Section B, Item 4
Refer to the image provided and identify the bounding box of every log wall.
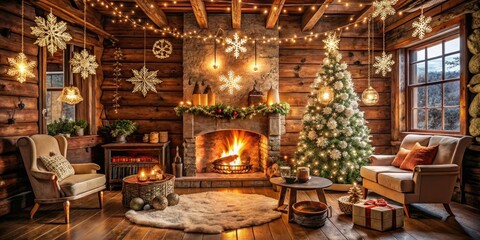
[278,15,392,158]
[386,0,479,208]
[0,0,39,217]
[101,15,185,157]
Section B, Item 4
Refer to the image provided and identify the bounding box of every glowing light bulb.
[18,62,26,74]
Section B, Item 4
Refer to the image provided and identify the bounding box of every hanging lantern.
[317,85,334,105]
[58,86,83,104]
[361,86,379,106]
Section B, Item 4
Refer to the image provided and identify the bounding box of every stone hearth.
[182,113,283,177]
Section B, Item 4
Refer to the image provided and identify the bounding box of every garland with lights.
[174,102,290,120]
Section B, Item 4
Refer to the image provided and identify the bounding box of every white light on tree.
[318,85,335,105]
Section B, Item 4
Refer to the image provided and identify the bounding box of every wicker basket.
[338,196,365,215]
[122,174,175,207]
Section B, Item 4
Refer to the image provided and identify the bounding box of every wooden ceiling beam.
[135,0,168,28]
[352,5,374,23]
[266,0,285,29]
[301,0,334,32]
[231,0,241,29]
[31,0,118,42]
[190,0,208,29]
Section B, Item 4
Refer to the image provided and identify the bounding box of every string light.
[89,0,369,45]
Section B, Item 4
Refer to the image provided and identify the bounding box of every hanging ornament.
[127,66,162,97]
[7,0,36,83]
[412,9,432,40]
[317,85,335,105]
[127,28,162,97]
[152,39,173,59]
[323,32,340,53]
[57,86,83,104]
[112,48,123,113]
[219,70,242,95]
[225,33,247,59]
[70,0,98,80]
[374,11,395,77]
[31,9,72,56]
[362,18,379,106]
[372,0,397,21]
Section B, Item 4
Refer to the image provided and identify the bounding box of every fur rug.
[125,191,282,233]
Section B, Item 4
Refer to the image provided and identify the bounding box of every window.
[45,50,75,124]
[407,34,461,132]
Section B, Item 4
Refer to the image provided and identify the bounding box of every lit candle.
[180,101,184,106]
[138,170,148,182]
[186,101,192,106]
[149,169,158,180]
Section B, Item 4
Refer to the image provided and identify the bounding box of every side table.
[270,176,333,223]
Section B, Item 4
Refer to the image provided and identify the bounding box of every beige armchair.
[361,134,472,217]
[18,135,106,223]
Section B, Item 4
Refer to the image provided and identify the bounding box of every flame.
[220,130,252,166]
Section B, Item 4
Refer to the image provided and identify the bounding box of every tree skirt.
[125,191,282,233]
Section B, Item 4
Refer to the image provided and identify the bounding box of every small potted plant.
[100,120,137,143]
[59,118,75,137]
[74,119,88,136]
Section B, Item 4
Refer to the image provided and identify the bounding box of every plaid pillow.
[39,153,75,181]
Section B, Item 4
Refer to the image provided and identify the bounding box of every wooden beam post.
[135,0,168,28]
[31,0,118,42]
[301,0,334,32]
[231,0,241,29]
[266,0,285,29]
[190,0,208,29]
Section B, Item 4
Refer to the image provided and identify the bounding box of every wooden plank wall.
[0,0,39,216]
[278,15,392,158]
[101,15,184,156]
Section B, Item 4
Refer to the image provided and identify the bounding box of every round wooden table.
[122,174,175,208]
[270,176,333,223]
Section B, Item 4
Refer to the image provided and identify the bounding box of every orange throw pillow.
[400,143,439,171]
[391,147,410,167]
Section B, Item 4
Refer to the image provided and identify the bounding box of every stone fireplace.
[183,113,282,177]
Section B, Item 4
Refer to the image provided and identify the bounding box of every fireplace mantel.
[182,113,285,176]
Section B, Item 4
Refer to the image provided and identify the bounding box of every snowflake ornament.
[374,51,395,77]
[372,0,398,21]
[323,32,340,53]
[225,33,247,59]
[31,10,72,56]
[7,52,36,83]
[127,66,162,97]
[70,49,98,79]
[219,70,242,95]
[152,39,173,59]
[412,13,432,40]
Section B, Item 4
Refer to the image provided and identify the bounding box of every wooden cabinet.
[103,142,170,190]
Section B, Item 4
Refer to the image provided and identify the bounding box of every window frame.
[405,30,465,134]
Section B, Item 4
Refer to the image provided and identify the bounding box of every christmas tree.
[294,32,373,184]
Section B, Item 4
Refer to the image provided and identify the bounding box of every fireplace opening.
[195,130,268,174]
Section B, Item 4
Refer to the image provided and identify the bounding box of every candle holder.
[296,167,310,183]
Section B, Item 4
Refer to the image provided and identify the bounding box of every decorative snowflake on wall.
[152,39,173,59]
[372,0,398,21]
[31,10,72,56]
[70,49,99,79]
[412,13,432,40]
[127,66,162,97]
[219,70,242,95]
[373,51,395,77]
[225,33,247,59]
[323,32,340,53]
[7,52,36,83]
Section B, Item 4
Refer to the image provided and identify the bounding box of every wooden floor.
[0,187,479,240]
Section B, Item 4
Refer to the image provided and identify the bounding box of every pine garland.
[174,102,290,120]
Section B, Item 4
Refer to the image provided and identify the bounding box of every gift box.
[353,199,404,231]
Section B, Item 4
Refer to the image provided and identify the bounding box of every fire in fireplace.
[212,130,254,174]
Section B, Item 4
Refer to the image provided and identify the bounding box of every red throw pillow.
[400,143,439,171]
[391,147,410,167]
